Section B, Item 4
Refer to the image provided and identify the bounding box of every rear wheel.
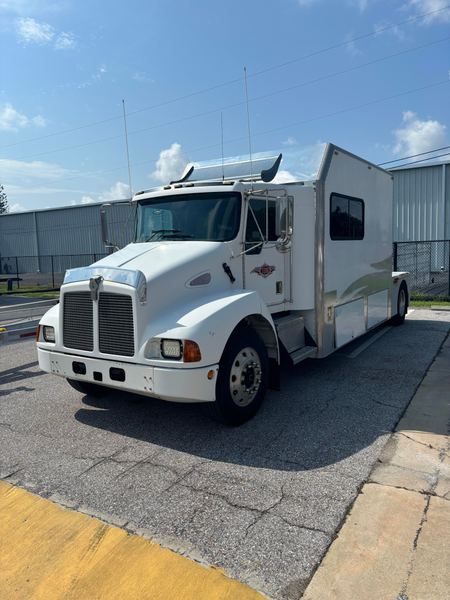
[66,378,108,397]
[207,327,268,426]
[391,282,408,326]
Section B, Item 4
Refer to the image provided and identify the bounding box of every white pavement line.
[347,326,392,359]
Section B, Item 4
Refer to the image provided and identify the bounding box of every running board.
[290,346,317,365]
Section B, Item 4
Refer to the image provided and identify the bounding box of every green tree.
[0,184,8,214]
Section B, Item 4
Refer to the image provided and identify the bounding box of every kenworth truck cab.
[37,144,409,425]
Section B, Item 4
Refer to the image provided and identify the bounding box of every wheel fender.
[138,290,279,367]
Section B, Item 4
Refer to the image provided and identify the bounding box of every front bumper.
[37,347,218,403]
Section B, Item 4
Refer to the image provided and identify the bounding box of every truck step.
[274,313,305,354]
[290,346,317,365]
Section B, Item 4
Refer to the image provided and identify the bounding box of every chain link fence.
[2,242,450,297]
[0,254,108,293]
[394,240,450,298]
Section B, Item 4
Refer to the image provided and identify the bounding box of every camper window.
[330,193,364,241]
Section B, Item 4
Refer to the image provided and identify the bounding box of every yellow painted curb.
[0,480,264,600]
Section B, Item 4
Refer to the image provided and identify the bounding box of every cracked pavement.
[1,309,449,599]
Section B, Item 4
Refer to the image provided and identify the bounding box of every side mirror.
[276,196,293,252]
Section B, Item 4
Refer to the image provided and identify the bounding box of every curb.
[0,320,39,345]
[0,480,265,600]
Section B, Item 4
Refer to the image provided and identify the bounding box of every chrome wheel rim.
[399,288,406,317]
[229,347,262,407]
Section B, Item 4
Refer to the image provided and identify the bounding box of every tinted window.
[136,192,241,242]
[245,198,278,254]
[330,193,364,240]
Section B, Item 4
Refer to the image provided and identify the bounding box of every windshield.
[135,192,241,242]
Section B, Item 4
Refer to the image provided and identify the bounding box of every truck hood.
[92,241,229,283]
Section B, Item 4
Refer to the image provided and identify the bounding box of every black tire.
[391,282,408,326]
[206,327,268,426]
[66,378,108,397]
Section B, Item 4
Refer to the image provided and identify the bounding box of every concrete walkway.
[304,333,450,600]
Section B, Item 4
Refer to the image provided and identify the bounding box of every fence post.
[448,241,450,297]
[393,242,398,271]
[51,255,55,289]
[15,256,19,289]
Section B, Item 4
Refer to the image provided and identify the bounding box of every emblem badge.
[251,263,276,278]
[89,276,103,301]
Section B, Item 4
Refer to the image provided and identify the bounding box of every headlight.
[43,326,55,343]
[145,338,202,362]
[161,339,182,359]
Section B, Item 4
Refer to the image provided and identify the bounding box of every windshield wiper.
[144,229,180,241]
[161,233,193,240]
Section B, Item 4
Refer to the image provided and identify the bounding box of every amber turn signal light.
[35,324,41,342]
[183,340,201,362]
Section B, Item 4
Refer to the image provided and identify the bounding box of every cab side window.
[245,198,278,254]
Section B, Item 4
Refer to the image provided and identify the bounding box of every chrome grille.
[63,292,94,351]
[99,293,134,357]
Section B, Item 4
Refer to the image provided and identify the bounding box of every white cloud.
[373,21,405,40]
[283,136,298,146]
[6,184,83,196]
[99,181,130,201]
[132,71,154,83]
[54,31,76,50]
[16,17,54,44]
[9,202,26,212]
[344,32,363,57]
[393,111,447,155]
[353,0,369,10]
[408,0,450,24]
[15,16,76,49]
[272,141,326,182]
[77,182,130,205]
[77,65,107,89]
[0,158,68,180]
[273,170,297,183]
[152,143,188,183]
[0,103,47,130]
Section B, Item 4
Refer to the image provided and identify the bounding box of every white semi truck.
[37,144,409,425]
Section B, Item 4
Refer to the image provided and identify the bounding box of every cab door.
[243,195,292,308]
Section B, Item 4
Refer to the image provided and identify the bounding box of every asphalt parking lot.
[1,309,449,599]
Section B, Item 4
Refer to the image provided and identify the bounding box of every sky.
[0,0,449,213]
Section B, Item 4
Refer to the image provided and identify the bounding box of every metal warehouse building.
[0,201,134,286]
[392,159,450,242]
[0,158,449,291]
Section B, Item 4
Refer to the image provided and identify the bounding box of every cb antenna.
[243,66,254,190]
[122,99,133,198]
[220,112,225,181]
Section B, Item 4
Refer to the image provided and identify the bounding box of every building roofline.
[0,197,131,218]
[389,159,450,171]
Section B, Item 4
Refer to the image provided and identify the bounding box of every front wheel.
[391,283,408,326]
[207,327,268,426]
[66,378,108,397]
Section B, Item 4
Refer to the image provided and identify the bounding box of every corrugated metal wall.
[392,163,449,242]
[1,164,449,261]
[0,200,135,260]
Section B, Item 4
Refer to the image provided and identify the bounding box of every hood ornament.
[89,276,103,301]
